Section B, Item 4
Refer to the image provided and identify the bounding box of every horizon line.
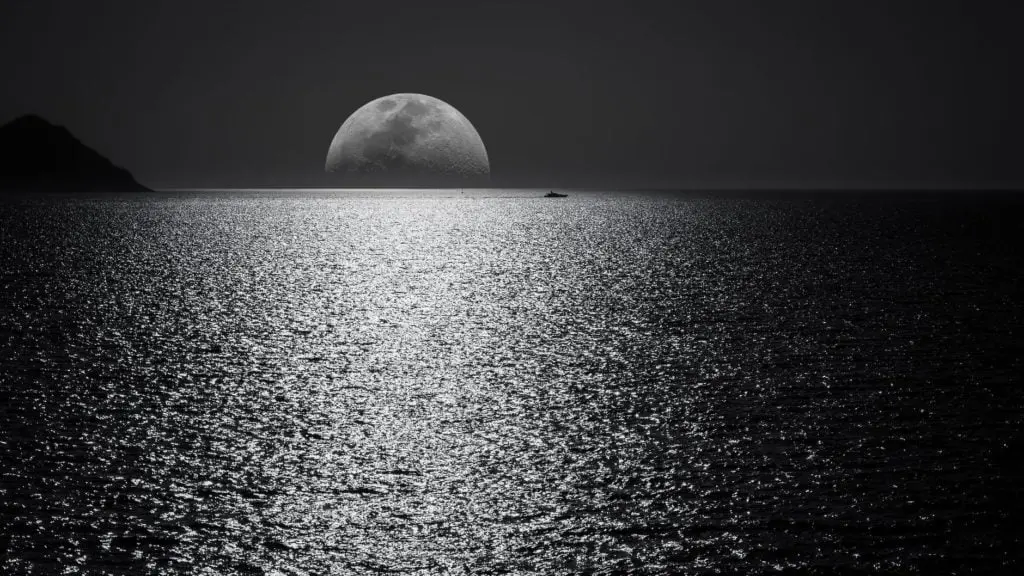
[151,185,1024,193]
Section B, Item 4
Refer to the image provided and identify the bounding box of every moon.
[325,93,490,187]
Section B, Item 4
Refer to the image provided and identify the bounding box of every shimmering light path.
[1,191,1021,573]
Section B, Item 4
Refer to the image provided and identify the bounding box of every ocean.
[1,190,1022,574]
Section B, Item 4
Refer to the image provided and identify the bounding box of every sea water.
[1,190,1021,574]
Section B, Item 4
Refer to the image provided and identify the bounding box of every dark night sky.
[0,0,1020,189]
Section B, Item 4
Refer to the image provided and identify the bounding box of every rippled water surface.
[1,190,1023,574]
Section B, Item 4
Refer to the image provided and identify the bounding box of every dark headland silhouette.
[0,115,150,192]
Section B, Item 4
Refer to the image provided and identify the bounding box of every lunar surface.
[325,93,490,187]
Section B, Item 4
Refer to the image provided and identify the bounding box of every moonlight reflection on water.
[0,190,1021,573]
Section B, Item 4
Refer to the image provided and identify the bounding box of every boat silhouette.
[544,190,567,198]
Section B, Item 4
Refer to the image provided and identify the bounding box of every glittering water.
[1,190,1022,574]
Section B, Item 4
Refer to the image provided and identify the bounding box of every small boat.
[544,190,567,198]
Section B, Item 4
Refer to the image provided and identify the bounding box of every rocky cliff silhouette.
[0,115,150,192]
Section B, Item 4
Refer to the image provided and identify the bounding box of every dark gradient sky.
[0,0,1020,189]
